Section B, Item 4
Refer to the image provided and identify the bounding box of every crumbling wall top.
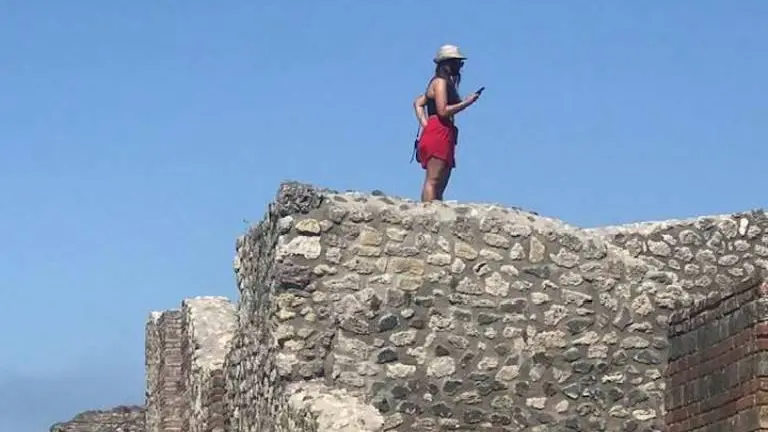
[588,209,768,237]
[49,405,145,432]
[181,296,237,371]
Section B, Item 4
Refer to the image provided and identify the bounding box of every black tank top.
[425,77,460,117]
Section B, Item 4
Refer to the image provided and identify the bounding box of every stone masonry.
[50,405,145,432]
[50,181,768,431]
[180,297,237,432]
[144,297,236,432]
[145,310,183,432]
[666,272,768,432]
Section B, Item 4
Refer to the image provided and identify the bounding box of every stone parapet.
[590,210,768,305]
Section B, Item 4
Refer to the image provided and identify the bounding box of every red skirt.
[417,115,458,169]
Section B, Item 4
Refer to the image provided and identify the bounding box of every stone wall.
[224,183,385,432]
[145,310,183,432]
[142,298,237,432]
[590,210,768,304]
[180,297,237,432]
[48,182,768,432]
[665,272,768,432]
[224,182,682,431]
[50,405,145,432]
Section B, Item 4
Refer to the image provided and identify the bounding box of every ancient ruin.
[50,405,145,432]
[51,181,768,431]
[666,272,768,432]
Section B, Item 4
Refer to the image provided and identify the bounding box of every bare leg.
[436,165,452,200]
[421,158,449,202]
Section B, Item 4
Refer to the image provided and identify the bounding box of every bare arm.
[412,94,428,128]
[434,78,479,119]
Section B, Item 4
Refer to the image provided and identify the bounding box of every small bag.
[410,125,421,163]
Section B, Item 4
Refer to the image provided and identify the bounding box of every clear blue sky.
[1,1,765,430]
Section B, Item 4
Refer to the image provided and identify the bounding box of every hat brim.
[433,55,467,63]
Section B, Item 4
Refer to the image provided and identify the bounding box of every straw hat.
[433,44,467,63]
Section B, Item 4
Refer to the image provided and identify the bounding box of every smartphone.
[476,86,486,95]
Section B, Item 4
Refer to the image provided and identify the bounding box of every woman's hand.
[464,91,480,105]
[413,94,429,127]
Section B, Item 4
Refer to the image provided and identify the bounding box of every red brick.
[665,276,768,431]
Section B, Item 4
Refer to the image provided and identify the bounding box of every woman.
[413,44,481,202]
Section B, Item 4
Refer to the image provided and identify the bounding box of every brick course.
[145,310,184,432]
[666,272,768,432]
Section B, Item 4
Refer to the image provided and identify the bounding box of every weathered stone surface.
[222,182,674,431]
[138,297,238,432]
[181,297,236,432]
[50,182,768,432]
[278,381,384,431]
[145,309,183,432]
[591,210,768,305]
[50,406,145,432]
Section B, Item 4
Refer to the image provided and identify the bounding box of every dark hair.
[434,59,461,89]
